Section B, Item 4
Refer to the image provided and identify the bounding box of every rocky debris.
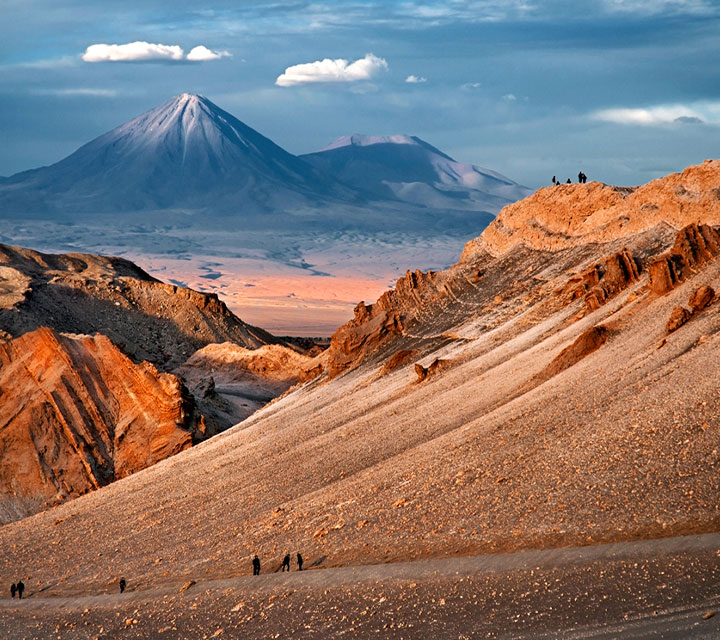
[414,358,454,382]
[0,243,277,370]
[562,248,641,313]
[0,327,205,523]
[666,307,692,333]
[688,284,715,312]
[648,224,720,295]
[380,349,419,375]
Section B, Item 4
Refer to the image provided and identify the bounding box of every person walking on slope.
[252,555,261,575]
[16,580,24,599]
[296,552,303,571]
[281,553,291,572]
[119,578,126,594]
[10,583,16,599]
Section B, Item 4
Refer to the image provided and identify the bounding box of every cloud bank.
[591,104,707,125]
[405,75,427,83]
[276,53,388,87]
[82,41,230,63]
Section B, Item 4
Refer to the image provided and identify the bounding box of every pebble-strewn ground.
[2,534,719,639]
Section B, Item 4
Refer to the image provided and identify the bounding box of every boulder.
[688,285,715,312]
[666,306,692,333]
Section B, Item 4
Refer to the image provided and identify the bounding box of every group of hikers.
[9,580,24,599]
[552,171,588,185]
[8,553,305,600]
[253,551,303,575]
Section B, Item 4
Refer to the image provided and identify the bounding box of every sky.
[1,0,719,189]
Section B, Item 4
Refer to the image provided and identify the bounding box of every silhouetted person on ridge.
[552,176,557,185]
[297,552,303,571]
[119,578,126,594]
[10,583,16,599]
[281,553,291,572]
[252,555,261,575]
[16,580,24,599]
[566,178,571,184]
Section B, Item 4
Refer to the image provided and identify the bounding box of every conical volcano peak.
[0,93,352,215]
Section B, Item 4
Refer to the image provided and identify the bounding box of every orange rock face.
[0,327,204,521]
[647,224,720,295]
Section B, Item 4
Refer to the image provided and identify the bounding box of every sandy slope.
[1,161,719,637]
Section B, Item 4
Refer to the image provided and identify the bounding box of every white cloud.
[406,75,427,83]
[603,0,717,15]
[186,45,231,61]
[461,82,482,90]
[591,104,707,125]
[502,93,517,101]
[82,42,185,62]
[276,53,388,87]
[35,88,118,97]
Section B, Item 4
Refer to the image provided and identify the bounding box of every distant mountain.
[301,134,532,212]
[0,93,355,217]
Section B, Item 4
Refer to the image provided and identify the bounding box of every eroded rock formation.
[562,248,641,313]
[0,327,204,522]
[648,224,720,295]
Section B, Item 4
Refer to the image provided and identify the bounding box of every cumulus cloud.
[186,45,231,61]
[82,42,184,62]
[276,53,388,87]
[406,75,427,83]
[82,42,230,63]
[591,104,706,125]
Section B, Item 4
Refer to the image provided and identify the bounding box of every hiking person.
[119,578,126,594]
[10,583,16,599]
[566,178,571,184]
[281,553,291,572]
[552,175,556,185]
[16,580,24,599]
[296,552,303,571]
[578,171,583,183]
[252,555,261,575]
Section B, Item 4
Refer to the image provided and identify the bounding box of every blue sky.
[1,0,719,188]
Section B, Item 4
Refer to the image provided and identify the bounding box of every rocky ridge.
[0,243,276,369]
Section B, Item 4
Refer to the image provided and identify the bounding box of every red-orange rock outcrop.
[0,327,204,522]
[562,248,641,312]
[647,224,720,295]
[666,306,692,333]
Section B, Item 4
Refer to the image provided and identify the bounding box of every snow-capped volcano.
[0,93,353,216]
[301,134,532,211]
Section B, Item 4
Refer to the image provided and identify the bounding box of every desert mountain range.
[0,93,529,223]
[1,159,719,623]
